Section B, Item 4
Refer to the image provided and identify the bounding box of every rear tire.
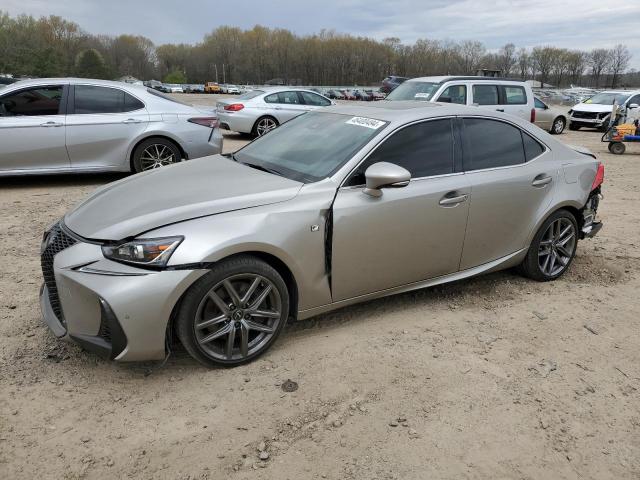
[252,116,279,137]
[176,255,289,367]
[132,138,182,173]
[518,210,578,282]
[608,142,626,155]
[550,116,565,134]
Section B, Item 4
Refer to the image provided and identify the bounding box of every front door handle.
[496,108,504,112]
[532,175,552,187]
[439,193,468,206]
[41,121,63,127]
[122,118,142,124]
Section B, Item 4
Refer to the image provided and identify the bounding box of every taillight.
[188,117,219,128]
[591,163,604,190]
[224,103,244,111]
[530,108,536,123]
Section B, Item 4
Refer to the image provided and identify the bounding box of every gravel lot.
[1,94,639,479]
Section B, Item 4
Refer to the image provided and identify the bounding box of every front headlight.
[101,236,183,267]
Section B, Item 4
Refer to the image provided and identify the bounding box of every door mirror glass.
[363,162,410,197]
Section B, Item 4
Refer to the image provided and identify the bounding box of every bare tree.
[589,48,611,88]
[609,44,631,88]
[531,46,556,86]
[517,48,530,80]
[497,43,517,76]
[565,51,586,86]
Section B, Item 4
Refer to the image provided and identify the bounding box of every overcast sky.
[3,0,639,68]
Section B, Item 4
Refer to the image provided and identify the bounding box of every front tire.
[176,255,289,367]
[518,210,578,282]
[132,138,182,173]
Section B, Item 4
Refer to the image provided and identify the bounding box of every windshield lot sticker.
[414,93,430,98]
[346,117,385,129]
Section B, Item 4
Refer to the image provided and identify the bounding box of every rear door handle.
[41,121,63,127]
[532,175,552,187]
[496,108,504,112]
[439,193,468,206]
[122,118,142,124]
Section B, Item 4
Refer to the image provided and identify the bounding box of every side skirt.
[297,248,527,320]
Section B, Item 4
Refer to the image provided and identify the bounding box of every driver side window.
[0,86,63,116]
[346,119,455,186]
[438,85,466,105]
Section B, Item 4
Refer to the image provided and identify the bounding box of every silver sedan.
[534,97,568,134]
[40,103,603,367]
[0,78,223,176]
[216,87,334,136]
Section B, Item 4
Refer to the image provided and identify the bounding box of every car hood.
[572,103,614,113]
[64,155,303,240]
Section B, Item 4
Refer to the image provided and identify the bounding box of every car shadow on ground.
[0,172,129,190]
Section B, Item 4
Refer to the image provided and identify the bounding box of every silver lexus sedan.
[216,87,334,136]
[40,102,604,367]
[0,78,223,176]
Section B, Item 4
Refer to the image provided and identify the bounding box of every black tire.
[550,116,566,134]
[132,137,182,173]
[608,142,626,155]
[252,116,279,137]
[568,123,581,131]
[518,209,578,282]
[176,255,290,367]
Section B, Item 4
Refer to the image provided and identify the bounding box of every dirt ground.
[1,95,639,480]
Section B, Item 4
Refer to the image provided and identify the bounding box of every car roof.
[323,100,518,123]
[6,77,148,91]
[407,75,527,84]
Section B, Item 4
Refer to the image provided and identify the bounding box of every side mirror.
[629,103,639,109]
[363,162,411,197]
[439,96,452,103]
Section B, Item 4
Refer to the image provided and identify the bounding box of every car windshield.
[386,81,440,101]
[233,112,388,183]
[584,92,631,105]
[237,90,264,100]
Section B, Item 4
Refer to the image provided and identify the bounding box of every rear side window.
[264,93,278,103]
[503,86,527,105]
[0,86,63,116]
[438,85,466,105]
[300,91,331,106]
[534,98,546,109]
[522,131,545,160]
[279,91,301,104]
[347,119,454,185]
[472,85,499,105]
[74,85,144,114]
[463,118,525,170]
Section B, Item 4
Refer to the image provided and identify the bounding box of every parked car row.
[320,88,386,101]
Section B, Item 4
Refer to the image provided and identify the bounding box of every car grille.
[572,111,600,120]
[40,223,77,324]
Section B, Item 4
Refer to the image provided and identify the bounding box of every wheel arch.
[526,202,583,247]
[129,135,188,172]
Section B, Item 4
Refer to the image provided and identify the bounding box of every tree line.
[0,11,636,88]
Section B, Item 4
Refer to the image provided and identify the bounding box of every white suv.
[386,76,536,123]
[569,90,640,130]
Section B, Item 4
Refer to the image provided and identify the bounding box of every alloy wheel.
[256,118,277,136]
[538,218,576,277]
[553,118,565,134]
[139,144,177,170]
[194,274,282,361]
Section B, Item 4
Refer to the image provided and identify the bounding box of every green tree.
[75,48,108,78]
[164,69,186,84]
